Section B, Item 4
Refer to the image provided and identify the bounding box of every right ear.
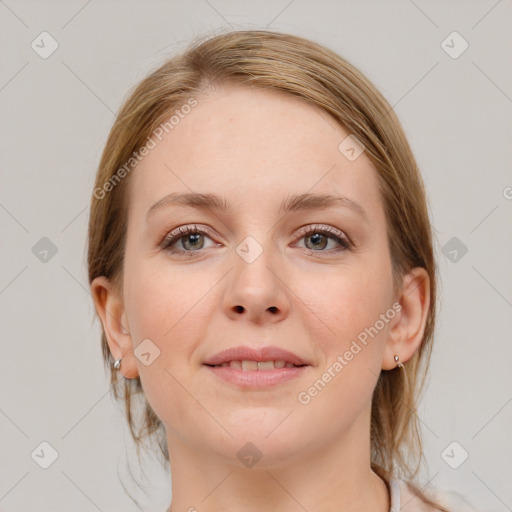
[91,276,139,379]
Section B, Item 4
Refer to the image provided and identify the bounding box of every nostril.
[268,306,278,314]
[234,305,245,313]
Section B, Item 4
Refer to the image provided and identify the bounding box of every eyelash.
[160,224,352,257]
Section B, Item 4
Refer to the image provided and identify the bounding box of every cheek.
[122,259,216,434]
[295,268,392,423]
[123,254,225,388]
[294,251,394,409]
[302,257,394,341]
[124,258,212,346]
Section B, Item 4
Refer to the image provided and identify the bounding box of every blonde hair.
[88,29,446,510]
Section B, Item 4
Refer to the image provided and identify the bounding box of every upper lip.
[203,345,309,366]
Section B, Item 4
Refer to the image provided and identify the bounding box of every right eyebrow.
[147,192,230,219]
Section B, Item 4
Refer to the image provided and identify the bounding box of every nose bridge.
[222,230,290,322]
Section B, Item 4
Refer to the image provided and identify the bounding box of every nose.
[221,242,291,324]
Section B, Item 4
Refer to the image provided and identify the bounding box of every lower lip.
[204,365,308,388]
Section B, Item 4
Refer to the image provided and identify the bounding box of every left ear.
[382,267,430,370]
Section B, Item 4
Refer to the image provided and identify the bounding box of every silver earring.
[394,354,404,369]
[113,358,122,370]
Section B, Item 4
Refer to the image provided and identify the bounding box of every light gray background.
[1,1,511,511]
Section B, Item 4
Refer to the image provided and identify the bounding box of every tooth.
[224,360,293,371]
[241,360,258,371]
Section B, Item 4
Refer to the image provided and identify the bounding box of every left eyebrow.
[146,191,369,223]
[280,193,369,223]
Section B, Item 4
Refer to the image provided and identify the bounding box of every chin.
[223,436,308,470]
[213,413,314,467]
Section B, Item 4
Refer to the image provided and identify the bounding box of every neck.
[165,411,390,512]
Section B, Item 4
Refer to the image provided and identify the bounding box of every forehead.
[128,86,383,222]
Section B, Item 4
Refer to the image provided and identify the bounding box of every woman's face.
[117,86,403,466]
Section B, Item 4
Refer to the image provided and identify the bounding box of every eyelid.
[294,223,349,241]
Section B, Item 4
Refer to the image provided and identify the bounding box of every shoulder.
[394,478,479,512]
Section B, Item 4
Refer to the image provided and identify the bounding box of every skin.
[92,86,430,512]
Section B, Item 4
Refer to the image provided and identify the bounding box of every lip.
[202,345,310,389]
[205,365,308,388]
[202,345,308,366]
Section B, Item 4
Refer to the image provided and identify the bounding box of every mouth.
[203,345,309,367]
[206,359,305,370]
[202,345,310,388]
